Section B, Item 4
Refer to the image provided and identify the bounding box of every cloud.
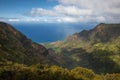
[30,5,98,23]
[8,19,20,22]
[29,8,58,17]
[29,4,105,23]
[0,17,20,22]
[59,0,120,11]
[1,0,119,23]
[28,0,120,23]
[0,17,42,23]
[59,0,120,23]
[54,5,92,16]
[29,5,93,17]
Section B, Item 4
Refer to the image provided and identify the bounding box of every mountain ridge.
[0,22,120,73]
[66,23,120,43]
[0,22,62,65]
[45,23,120,73]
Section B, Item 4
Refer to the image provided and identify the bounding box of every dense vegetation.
[0,22,120,79]
[44,23,120,73]
[0,61,120,80]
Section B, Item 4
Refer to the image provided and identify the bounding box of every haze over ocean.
[10,22,96,43]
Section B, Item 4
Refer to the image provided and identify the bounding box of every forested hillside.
[45,23,120,73]
[0,22,120,80]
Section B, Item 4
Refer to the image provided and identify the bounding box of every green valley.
[0,22,120,80]
[44,23,120,73]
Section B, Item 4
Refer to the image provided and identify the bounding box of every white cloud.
[2,0,119,23]
[0,17,21,22]
[29,0,120,23]
[56,17,77,23]
[28,5,98,23]
[29,5,93,17]
[59,0,120,23]
[54,5,92,16]
[59,0,120,11]
[30,8,58,17]
[96,16,106,22]
[0,17,46,23]
[8,19,20,22]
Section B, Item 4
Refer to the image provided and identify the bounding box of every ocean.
[10,22,97,43]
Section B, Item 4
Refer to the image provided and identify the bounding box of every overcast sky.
[0,0,120,23]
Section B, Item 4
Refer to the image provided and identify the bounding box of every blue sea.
[10,22,97,43]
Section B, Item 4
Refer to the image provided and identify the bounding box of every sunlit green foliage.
[104,73,120,80]
[0,61,120,80]
[71,67,95,80]
[44,35,120,73]
[0,61,103,80]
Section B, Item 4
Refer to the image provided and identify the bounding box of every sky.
[0,0,120,23]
